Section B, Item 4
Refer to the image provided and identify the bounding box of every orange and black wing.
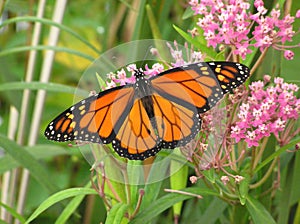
[150,61,250,113]
[151,94,201,149]
[44,86,135,144]
[111,98,161,160]
[110,94,202,160]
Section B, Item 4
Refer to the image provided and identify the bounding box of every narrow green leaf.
[291,153,300,205]
[278,160,294,224]
[127,160,144,207]
[202,168,215,183]
[130,187,218,224]
[95,72,107,90]
[294,199,300,224]
[140,156,170,211]
[146,4,162,39]
[0,45,95,61]
[0,16,100,54]
[0,134,58,193]
[0,82,89,97]
[55,181,92,224]
[254,137,300,173]
[105,203,129,224]
[0,201,26,224]
[182,7,194,20]
[173,25,217,59]
[25,188,97,224]
[198,198,227,223]
[239,174,250,205]
[0,145,74,175]
[246,195,276,224]
[131,0,146,40]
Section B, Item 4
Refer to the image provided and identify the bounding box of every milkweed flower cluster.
[104,64,158,89]
[189,0,300,59]
[231,76,299,147]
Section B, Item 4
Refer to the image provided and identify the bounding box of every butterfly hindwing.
[111,94,201,160]
[151,94,201,148]
[112,98,161,160]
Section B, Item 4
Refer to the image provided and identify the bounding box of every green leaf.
[246,195,276,224]
[127,160,144,207]
[0,134,58,193]
[202,169,215,183]
[182,7,195,20]
[105,203,129,224]
[95,72,107,90]
[25,188,97,224]
[146,4,162,39]
[0,201,26,224]
[173,25,217,59]
[129,187,218,224]
[254,137,300,173]
[239,174,250,205]
[55,181,92,224]
[0,145,74,175]
[0,45,95,61]
[198,198,227,223]
[140,156,170,211]
[278,159,294,224]
[0,16,100,54]
[0,82,89,97]
[131,0,147,40]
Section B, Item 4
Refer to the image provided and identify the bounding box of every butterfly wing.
[150,61,250,113]
[151,94,201,149]
[110,94,201,160]
[111,98,161,160]
[44,86,135,144]
[45,61,249,160]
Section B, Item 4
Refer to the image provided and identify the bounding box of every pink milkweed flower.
[231,77,299,148]
[284,50,294,60]
[189,0,299,60]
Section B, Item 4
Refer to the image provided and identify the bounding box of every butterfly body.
[45,61,250,160]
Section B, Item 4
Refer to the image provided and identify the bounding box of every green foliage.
[0,0,299,223]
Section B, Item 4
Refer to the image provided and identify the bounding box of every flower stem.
[250,48,268,74]
[249,157,277,189]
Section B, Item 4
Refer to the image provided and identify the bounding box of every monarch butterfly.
[45,61,250,160]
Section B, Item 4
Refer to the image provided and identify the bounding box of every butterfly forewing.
[151,62,249,113]
[207,62,249,93]
[45,86,135,144]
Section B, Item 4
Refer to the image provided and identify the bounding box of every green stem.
[249,158,277,189]
[252,137,269,170]
[250,48,268,74]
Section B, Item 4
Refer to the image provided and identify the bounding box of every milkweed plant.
[1,1,299,224]
[90,1,300,223]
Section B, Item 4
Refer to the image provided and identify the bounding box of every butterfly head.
[134,69,145,79]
